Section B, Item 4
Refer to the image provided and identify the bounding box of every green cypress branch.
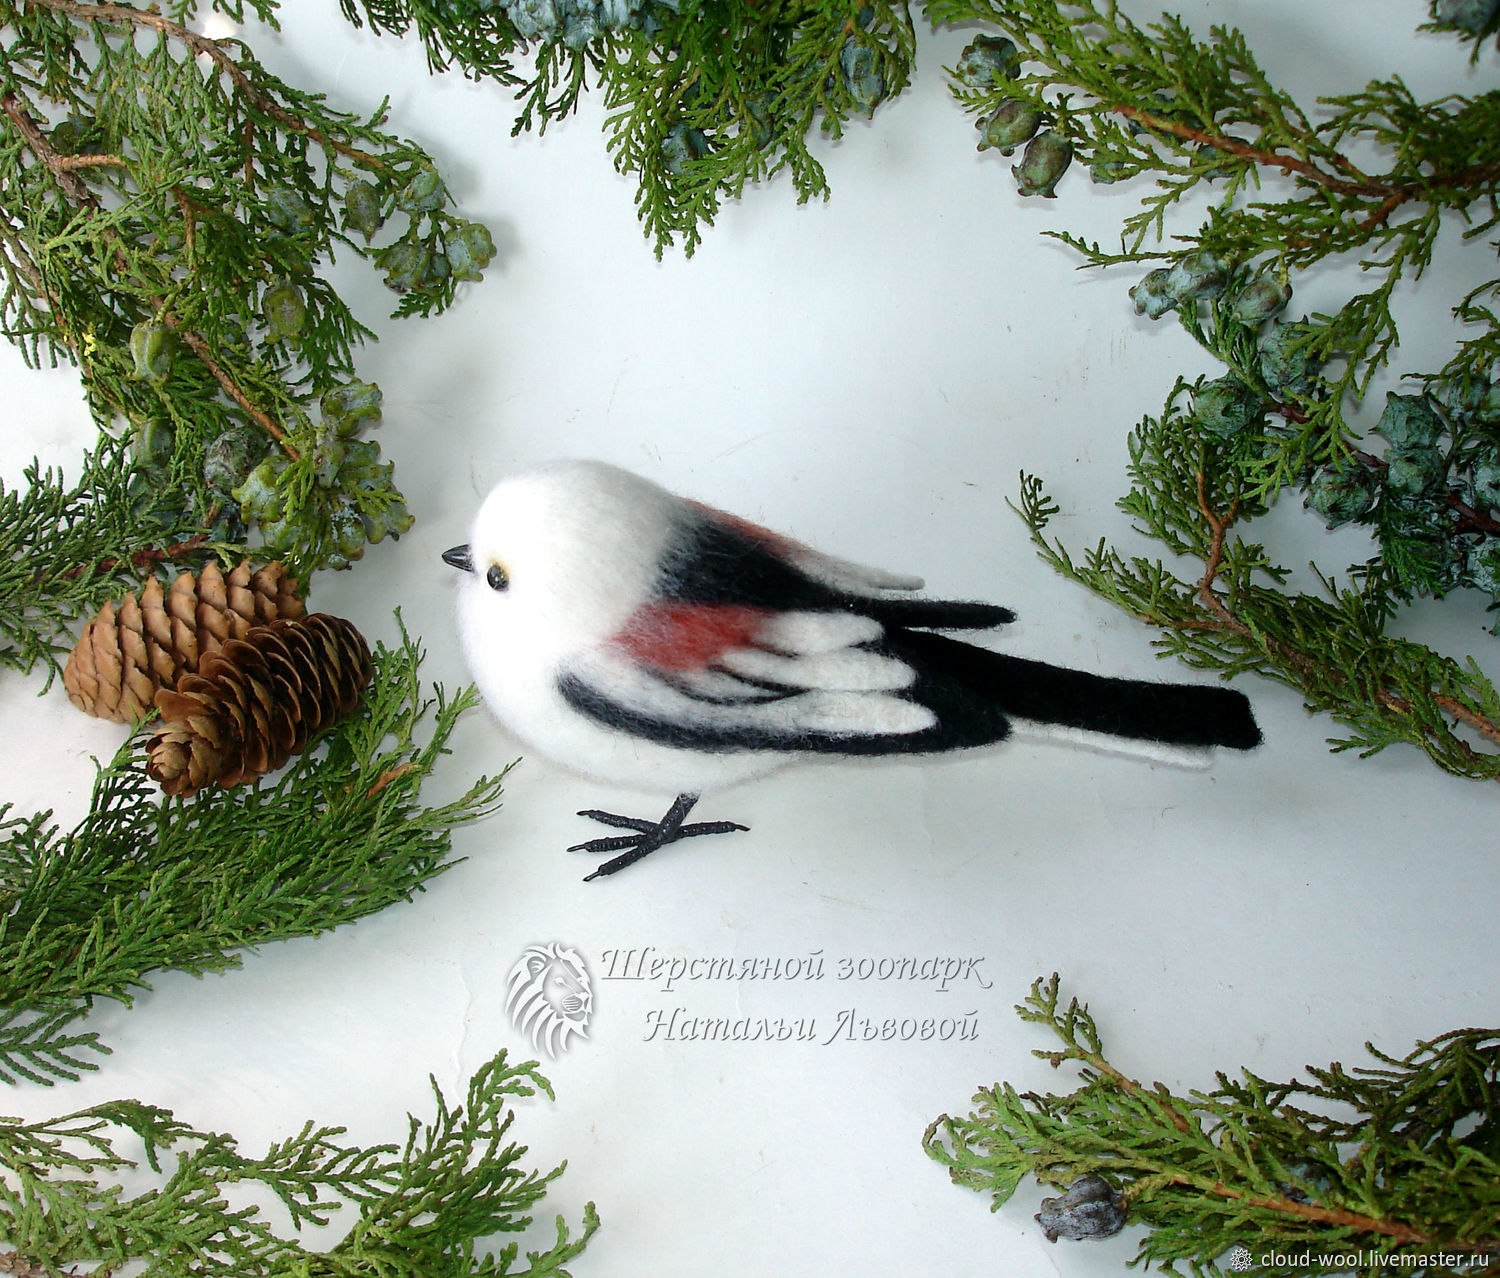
[334,0,918,257]
[928,0,1500,414]
[925,975,1500,1276]
[1,0,499,578]
[1010,382,1500,778]
[0,1050,599,1276]
[0,621,510,1085]
[0,433,212,681]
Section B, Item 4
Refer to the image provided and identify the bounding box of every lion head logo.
[505,942,594,1058]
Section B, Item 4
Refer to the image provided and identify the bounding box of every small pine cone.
[63,561,303,722]
[145,614,372,797]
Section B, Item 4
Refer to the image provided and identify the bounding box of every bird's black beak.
[442,544,474,573]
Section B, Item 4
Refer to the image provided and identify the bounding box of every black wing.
[657,510,1016,632]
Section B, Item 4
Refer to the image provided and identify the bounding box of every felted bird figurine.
[444,460,1261,880]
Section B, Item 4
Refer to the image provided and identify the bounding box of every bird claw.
[574,809,660,835]
[570,794,747,880]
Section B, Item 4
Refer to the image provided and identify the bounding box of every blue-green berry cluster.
[1301,380,1500,608]
[231,380,414,572]
[1191,375,1264,440]
[335,164,496,308]
[1228,275,1292,327]
[1035,1175,1128,1243]
[202,425,270,497]
[490,0,678,48]
[49,113,105,156]
[265,187,318,235]
[261,280,308,343]
[839,39,887,116]
[827,9,890,118]
[976,100,1042,156]
[1257,318,1323,399]
[1129,252,1229,319]
[1305,462,1379,528]
[956,35,1023,87]
[958,36,1072,196]
[660,123,710,175]
[1431,0,1500,34]
[1012,131,1072,197]
[124,416,178,520]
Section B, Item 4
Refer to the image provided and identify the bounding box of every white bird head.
[444,459,681,659]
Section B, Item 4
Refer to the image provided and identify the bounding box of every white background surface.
[2,4,1497,1274]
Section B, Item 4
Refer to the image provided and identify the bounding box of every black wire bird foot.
[570,793,748,880]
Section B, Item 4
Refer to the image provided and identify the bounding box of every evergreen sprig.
[924,975,1500,1277]
[336,0,917,256]
[1011,382,1500,777]
[0,622,510,1086]
[1,0,498,578]
[929,0,1500,487]
[0,432,215,681]
[0,1050,599,1277]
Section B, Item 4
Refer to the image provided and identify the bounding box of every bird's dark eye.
[486,563,509,592]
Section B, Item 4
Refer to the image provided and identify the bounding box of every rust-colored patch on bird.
[611,603,769,671]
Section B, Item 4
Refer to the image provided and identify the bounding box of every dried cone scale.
[146,614,372,797]
[63,561,303,722]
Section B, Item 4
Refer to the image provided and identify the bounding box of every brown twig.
[0,221,72,345]
[0,86,297,459]
[172,187,197,262]
[168,321,295,453]
[1115,104,1500,224]
[1190,471,1500,751]
[1052,1027,1450,1241]
[51,151,127,172]
[27,0,386,170]
[1115,104,1394,198]
[1050,1046,1196,1136]
[0,92,100,209]
[1358,188,1408,233]
[57,529,217,583]
[365,762,419,798]
[1193,1179,1434,1246]
[1192,469,1253,636]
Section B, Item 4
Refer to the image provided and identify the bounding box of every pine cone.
[63,561,303,722]
[145,614,372,797]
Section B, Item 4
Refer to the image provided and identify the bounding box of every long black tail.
[891,629,1262,752]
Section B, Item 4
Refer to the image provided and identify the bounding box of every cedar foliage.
[925,975,1500,1277]
[0,1050,599,1277]
[1,0,496,591]
[0,624,508,1086]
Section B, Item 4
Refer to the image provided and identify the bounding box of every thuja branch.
[1,86,297,459]
[335,0,921,257]
[1,1,499,580]
[25,0,388,169]
[924,975,1500,1274]
[0,623,509,1085]
[0,434,205,680]
[1011,382,1500,779]
[1109,102,1500,208]
[0,1052,599,1277]
[931,0,1500,449]
[0,92,97,209]
[1189,465,1500,750]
